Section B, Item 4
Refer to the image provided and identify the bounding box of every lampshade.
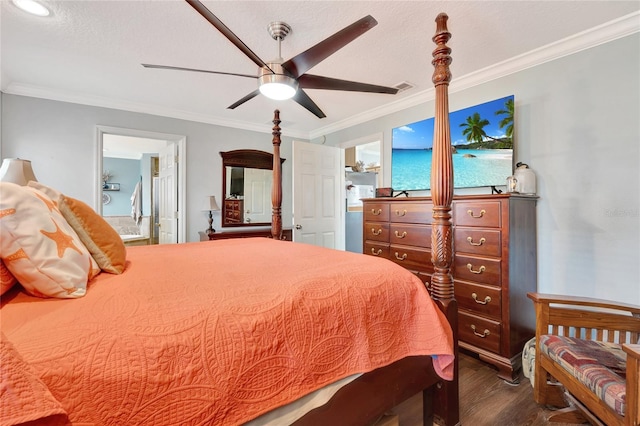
[258,63,298,101]
[0,158,38,185]
[202,196,220,212]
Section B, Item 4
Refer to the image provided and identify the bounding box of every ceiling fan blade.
[227,90,260,110]
[185,0,272,71]
[142,64,257,79]
[298,74,398,94]
[293,89,326,119]
[281,15,378,78]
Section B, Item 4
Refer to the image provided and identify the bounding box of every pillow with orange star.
[28,181,126,274]
[0,182,100,298]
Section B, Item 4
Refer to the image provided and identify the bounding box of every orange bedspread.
[1,238,453,426]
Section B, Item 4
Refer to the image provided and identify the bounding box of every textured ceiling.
[2,1,639,138]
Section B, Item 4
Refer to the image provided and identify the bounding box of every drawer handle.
[467,209,486,219]
[467,236,486,246]
[371,208,382,216]
[466,264,486,274]
[371,228,383,236]
[471,325,491,338]
[394,230,407,238]
[394,252,407,261]
[472,293,492,305]
[370,248,382,256]
[395,209,407,217]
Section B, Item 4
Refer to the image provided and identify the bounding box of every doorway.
[95,126,187,244]
[339,133,383,253]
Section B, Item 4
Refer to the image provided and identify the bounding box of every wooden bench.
[528,293,640,425]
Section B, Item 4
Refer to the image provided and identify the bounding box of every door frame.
[95,125,187,243]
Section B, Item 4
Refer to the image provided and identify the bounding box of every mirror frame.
[220,149,285,228]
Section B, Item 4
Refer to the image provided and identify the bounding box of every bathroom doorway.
[96,126,187,244]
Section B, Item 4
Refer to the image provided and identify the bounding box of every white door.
[293,141,343,249]
[158,142,178,244]
[244,168,272,224]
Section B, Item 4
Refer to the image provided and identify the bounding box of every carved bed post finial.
[430,12,454,302]
[271,110,283,240]
[430,14,459,426]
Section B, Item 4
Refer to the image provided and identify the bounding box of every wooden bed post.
[271,109,283,240]
[428,13,460,426]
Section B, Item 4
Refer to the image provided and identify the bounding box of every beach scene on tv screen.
[392,95,514,191]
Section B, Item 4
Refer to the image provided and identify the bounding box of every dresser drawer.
[364,203,390,222]
[364,241,390,258]
[453,201,501,228]
[454,280,502,321]
[389,202,433,224]
[454,228,501,257]
[364,222,390,242]
[390,223,431,248]
[226,210,241,220]
[389,245,433,273]
[415,271,432,292]
[453,254,501,286]
[407,270,432,293]
[459,311,501,353]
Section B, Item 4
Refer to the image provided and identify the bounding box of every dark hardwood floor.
[390,351,587,426]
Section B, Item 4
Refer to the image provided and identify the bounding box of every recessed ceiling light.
[12,0,51,17]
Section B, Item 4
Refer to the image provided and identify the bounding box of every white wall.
[0,96,295,243]
[321,34,640,305]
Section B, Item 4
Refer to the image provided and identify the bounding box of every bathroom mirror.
[220,149,285,227]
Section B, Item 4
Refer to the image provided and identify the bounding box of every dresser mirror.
[220,149,285,227]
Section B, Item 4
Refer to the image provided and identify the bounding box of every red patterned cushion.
[540,335,626,416]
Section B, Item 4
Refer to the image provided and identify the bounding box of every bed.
[0,13,459,426]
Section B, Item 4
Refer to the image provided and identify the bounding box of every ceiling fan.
[142,0,398,119]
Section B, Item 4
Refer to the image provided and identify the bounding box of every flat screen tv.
[391,95,514,191]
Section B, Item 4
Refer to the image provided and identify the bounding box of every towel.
[131,181,142,224]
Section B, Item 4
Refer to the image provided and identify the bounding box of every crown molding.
[3,82,310,140]
[4,11,638,142]
[308,11,640,140]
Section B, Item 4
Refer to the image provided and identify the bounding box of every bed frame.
[269,13,460,426]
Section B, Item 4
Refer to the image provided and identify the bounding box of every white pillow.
[0,182,99,298]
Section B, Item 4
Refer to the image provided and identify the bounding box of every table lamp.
[203,196,221,235]
[0,158,38,185]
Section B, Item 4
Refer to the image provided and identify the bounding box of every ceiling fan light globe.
[259,82,297,100]
[258,72,298,100]
[11,0,50,16]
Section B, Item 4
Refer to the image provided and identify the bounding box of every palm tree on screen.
[460,112,498,143]
[495,98,514,139]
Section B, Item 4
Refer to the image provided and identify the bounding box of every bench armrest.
[528,293,640,315]
[623,344,640,425]
[527,292,640,344]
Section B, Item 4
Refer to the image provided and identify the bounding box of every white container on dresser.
[363,194,538,382]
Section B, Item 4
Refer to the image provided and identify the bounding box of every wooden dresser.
[223,199,244,224]
[363,194,537,381]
